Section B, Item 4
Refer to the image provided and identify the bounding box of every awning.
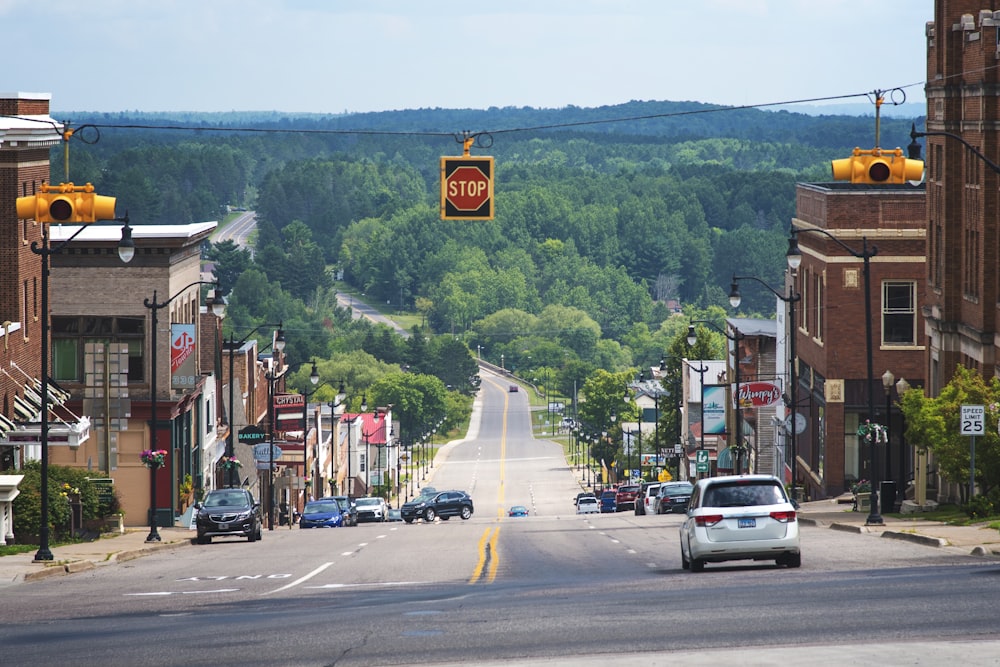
[0,364,90,448]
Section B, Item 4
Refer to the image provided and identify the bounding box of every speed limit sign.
[960,405,985,436]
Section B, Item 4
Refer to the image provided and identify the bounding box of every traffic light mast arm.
[910,123,1000,176]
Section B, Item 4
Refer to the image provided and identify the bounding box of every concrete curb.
[880,530,948,548]
[20,536,192,582]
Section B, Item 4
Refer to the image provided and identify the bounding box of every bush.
[11,461,121,543]
[964,494,995,520]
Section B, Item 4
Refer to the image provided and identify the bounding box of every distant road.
[214,210,256,249]
[216,211,407,336]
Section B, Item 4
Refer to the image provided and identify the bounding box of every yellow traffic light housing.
[831,148,924,185]
[15,182,117,223]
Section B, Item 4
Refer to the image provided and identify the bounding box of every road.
[2,369,999,666]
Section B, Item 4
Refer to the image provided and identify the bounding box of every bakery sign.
[737,381,783,408]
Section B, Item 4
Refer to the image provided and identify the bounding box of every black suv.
[195,489,262,544]
[401,490,474,523]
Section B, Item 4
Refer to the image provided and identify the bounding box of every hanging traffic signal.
[15,182,117,223]
[831,147,924,185]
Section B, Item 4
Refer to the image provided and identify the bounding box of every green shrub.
[964,494,995,520]
[11,461,121,543]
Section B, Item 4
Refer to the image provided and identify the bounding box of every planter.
[854,492,871,512]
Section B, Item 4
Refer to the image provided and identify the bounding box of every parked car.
[355,496,389,523]
[327,495,358,526]
[401,490,474,523]
[508,505,529,517]
[599,489,617,513]
[574,491,596,506]
[655,481,695,514]
[615,484,641,512]
[635,482,662,515]
[679,475,801,572]
[576,496,600,514]
[194,489,262,544]
[299,499,344,528]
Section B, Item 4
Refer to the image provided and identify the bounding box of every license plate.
[737,518,756,529]
[219,523,229,530]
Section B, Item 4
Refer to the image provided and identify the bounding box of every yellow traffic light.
[15,183,116,223]
[831,148,923,185]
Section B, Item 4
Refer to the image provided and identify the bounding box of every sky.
[2,0,932,115]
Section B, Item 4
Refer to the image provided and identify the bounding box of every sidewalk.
[0,526,194,587]
[797,497,1000,556]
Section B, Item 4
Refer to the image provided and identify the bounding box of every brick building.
[790,182,926,501]
[921,1,1000,503]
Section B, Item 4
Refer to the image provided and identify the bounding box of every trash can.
[880,481,897,515]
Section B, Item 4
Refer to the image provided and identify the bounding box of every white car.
[576,496,600,514]
[354,496,388,523]
[635,482,661,515]
[679,474,800,572]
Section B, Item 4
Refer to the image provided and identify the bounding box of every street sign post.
[440,157,494,220]
[961,404,985,501]
[696,449,709,473]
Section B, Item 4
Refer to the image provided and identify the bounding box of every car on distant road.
[195,489,262,544]
[327,495,358,526]
[679,474,800,572]
[508,505,529,517]
[401,490,474,523]
[635,482,662,515]
[355,496,389,523]
[576,496,600,514]
[655,481,695,514]
[299,499,344,528]
[615,484,641,512]
[509,384,519,392]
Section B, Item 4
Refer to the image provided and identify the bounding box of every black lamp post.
[688,321,744,474]
[730,270,801,501]
[31,218,133,561]
[143,280,226,542]
[302,361,345,501]
[684,357,710,480]
[225,323,283,489]
[786,228,881,524]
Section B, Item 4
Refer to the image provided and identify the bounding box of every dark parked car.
[325,495,358,526]
[655,481,695,514]
[401,490,474,523]
[195,489,262,544]
[299,499,344,528]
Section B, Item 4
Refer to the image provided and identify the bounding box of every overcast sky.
[3,0,931,115]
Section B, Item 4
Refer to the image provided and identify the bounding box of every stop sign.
[440,157,494,219]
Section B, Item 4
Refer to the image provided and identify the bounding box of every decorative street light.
[688,321,745,474]
[30,216,132,561]
[684,356,710,480]
[730,270,801,502]
[303,360,345,501]
[786,228,881,524]
[143,281,226,542]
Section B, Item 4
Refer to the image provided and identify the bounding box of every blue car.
[508,505,528,517]
[299,500,344,528]
[600,490,617,513]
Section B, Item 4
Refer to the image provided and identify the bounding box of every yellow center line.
[469,376,510,584]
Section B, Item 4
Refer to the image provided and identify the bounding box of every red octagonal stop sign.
[440,157,494,219]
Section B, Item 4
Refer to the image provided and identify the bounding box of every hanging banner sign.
[703,385,728,435]
[170,323,198,390]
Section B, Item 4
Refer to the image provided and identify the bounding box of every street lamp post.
[786,228,881,524]
[688,321,744,474]
[730,271,801,501]
[32,219,133,561]
[143,281,225,542]
[302,361,345,503]
[225,323,283,489]
[685,357,710,480]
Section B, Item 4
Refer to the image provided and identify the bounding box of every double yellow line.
[468,375,511,584]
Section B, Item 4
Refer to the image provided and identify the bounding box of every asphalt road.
[2,370,999,666]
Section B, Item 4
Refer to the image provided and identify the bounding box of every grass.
[888,503,1000,529]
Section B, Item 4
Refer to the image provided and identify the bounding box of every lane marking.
[265,561,334,594]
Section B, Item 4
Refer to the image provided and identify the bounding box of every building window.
[882,281,916,346]
[51,316,145,382]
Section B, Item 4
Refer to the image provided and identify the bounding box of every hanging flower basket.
[140,449,168,468]
[856,420,888,445]
[220,456,242,470]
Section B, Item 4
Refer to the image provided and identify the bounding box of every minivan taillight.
[770,510,797,523]
[694,514,723,527]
